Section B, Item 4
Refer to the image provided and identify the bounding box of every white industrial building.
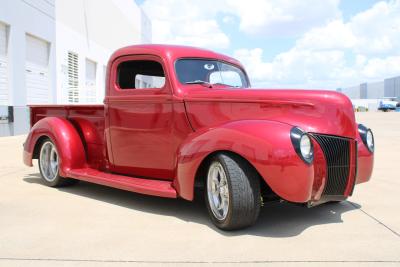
[0,0,151,136]
[338,76,400,111]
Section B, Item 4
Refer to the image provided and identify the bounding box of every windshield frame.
[174,58,251,88]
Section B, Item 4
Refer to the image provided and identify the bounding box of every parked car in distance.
[23,45,375,230]
[378,98,398,112]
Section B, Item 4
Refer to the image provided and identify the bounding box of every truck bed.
[30,104,104,128]
[30,104,106,169]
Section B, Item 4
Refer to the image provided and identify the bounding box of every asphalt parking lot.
[0,112,399,267]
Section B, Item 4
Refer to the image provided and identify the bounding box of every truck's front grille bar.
[312,134,351,196]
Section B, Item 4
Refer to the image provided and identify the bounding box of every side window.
[117,60,165,89]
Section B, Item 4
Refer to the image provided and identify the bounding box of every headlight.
[291,127,314,164]
[358,124,374,153]
[300,134,312,158]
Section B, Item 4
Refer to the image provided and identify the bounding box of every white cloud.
[235,0,400,89]
[141,0,230,49]
[226,0,341,36]
[350,0,400,55]
[140,0,400,89]
[222,16,235,24]
[361,56,400,78]
[296,20,357,50]
[295,0,400,55]
[140,0,342,48]
[235,48,350,89]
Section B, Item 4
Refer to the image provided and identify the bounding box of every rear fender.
[23,117,86,176]
[174,120,314,202]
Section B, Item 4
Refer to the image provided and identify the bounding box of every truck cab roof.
[109,44,244,70]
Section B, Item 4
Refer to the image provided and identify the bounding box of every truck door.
[106,55,174,180]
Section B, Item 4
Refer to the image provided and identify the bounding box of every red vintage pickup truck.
[23,44,374,230]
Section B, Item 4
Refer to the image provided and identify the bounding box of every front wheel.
[38,138,78,187]
[205,153,261,230]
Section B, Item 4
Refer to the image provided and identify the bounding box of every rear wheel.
[205,153,260,230]
[38,139,77,187]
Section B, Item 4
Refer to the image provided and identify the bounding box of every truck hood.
[183,89,357,138]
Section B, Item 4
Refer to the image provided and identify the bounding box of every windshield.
[175,59,249,88]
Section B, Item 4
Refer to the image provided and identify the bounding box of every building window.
[85,58,96,103]
[67,51,79,103]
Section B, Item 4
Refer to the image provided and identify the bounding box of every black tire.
[329,200,344,204]
[204,153,261,230]
[38,138,78,187]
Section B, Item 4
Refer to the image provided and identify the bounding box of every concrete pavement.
[0,112,399,266]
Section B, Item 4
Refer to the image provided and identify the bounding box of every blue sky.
[136,0,400,89]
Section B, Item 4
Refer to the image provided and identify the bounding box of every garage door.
[0,23,8,105]
[26,34,50,104]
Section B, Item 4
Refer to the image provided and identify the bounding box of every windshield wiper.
[212,82,241,88]
[185,80,212,88]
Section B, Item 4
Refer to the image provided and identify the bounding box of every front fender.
[174,120,314,202]
[23,117,86,176]
[355,129,374,184]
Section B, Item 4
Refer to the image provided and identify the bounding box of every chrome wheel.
[207,161,230,221]
[39,141,59,182]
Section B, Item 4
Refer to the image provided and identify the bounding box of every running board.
[66,168,177,198]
